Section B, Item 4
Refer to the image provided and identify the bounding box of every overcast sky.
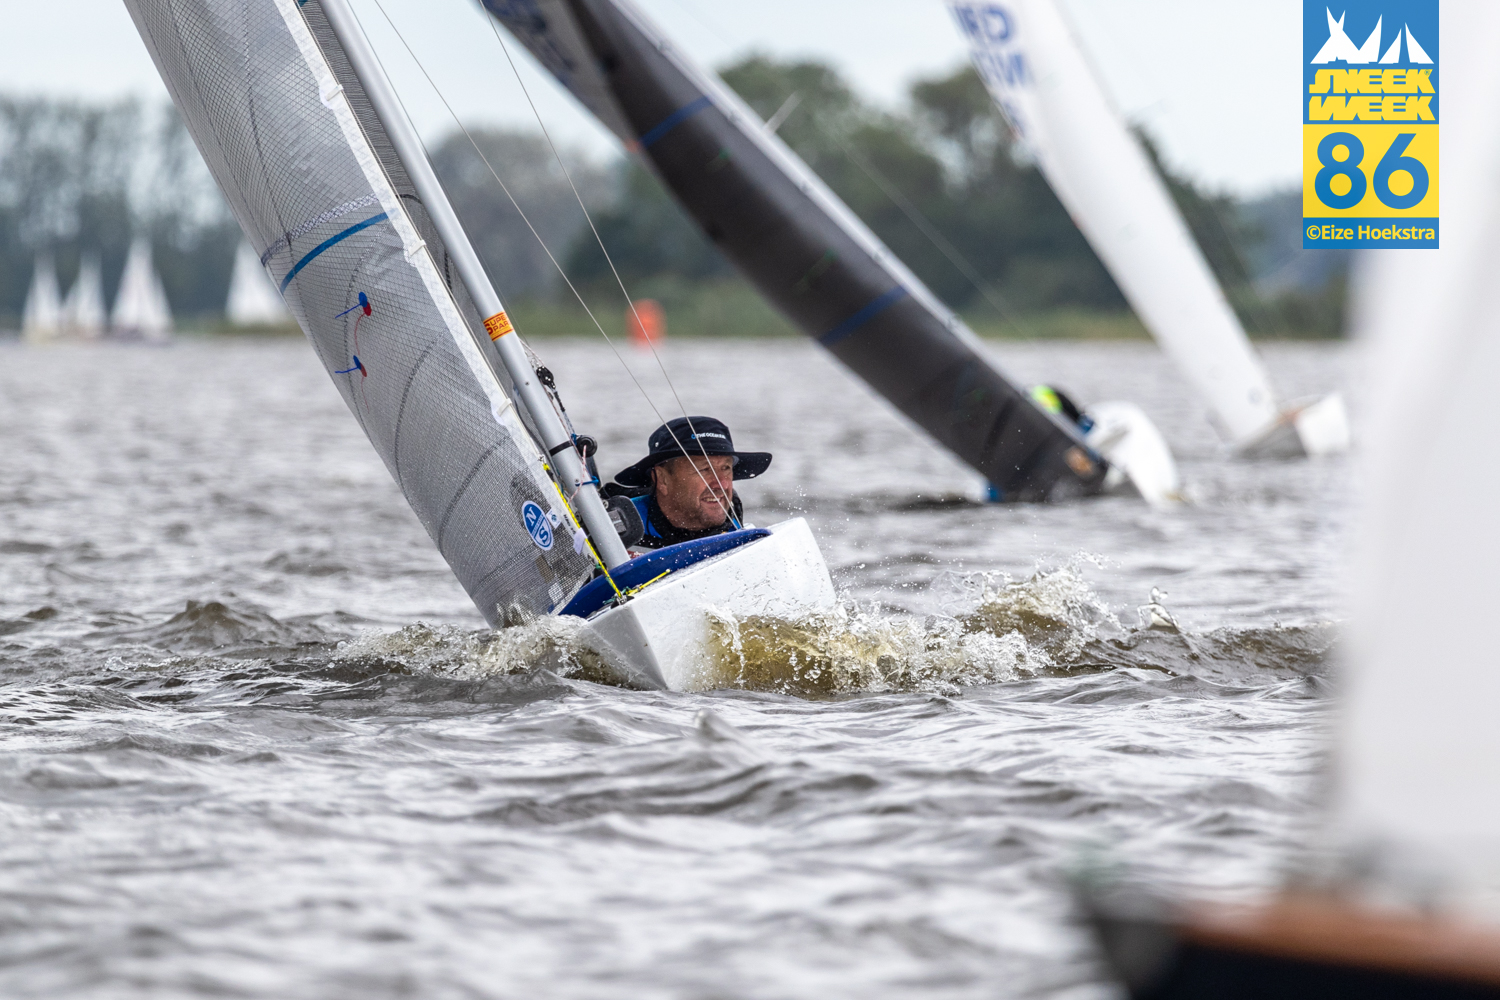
[4,0,1301,197]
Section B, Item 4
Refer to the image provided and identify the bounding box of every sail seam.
[261,193,382,265]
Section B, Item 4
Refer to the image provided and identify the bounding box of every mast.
[317,0,629,569]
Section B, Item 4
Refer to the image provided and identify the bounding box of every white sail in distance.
[111,237,174,341]
[21,255,62,344]
[1343,4,1500,919]
[949,0,1348,456]
[225,240,290,326]
[61,255,106,339]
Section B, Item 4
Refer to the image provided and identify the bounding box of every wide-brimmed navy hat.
[613,416,772,487]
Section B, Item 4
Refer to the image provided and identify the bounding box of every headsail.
[950,0,1349,457]
[483,0,1107,502]
[122,0,597,624]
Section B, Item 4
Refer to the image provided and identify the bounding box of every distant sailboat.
[21,254,62,344]
[61,254,106,340]
[950,0,1350,458]
[111,237,174,341]
[225,240,290,326]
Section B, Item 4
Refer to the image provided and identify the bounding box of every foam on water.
[328,561,1288,700]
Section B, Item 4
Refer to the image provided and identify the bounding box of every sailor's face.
[654,455,735,530]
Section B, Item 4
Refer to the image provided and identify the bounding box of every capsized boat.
[482,0,1180,505]
[1086,5,1500,993]
[950,0,1350,459]
[121,0,834,690]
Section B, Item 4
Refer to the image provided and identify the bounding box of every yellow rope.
[543,461,624,600]
[621,569,671,598]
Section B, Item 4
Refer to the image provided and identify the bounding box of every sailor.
[607,416,772,550]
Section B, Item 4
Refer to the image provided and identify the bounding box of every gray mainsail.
[123,0,597,623]
[483,0,1107,501]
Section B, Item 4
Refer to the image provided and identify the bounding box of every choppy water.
[0,336,1347,998]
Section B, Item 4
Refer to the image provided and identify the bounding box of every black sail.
[483,0,1107,501]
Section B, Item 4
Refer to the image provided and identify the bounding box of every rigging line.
[1194,190,1290,341]
[360,0,668,429]
[482,15,708,434]
[366,0,740,529]
[482,8,743,528]
[802,103,1039,341]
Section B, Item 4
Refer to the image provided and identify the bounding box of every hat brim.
[613,450,772,488]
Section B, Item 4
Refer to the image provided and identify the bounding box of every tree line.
[0,59,1346,335]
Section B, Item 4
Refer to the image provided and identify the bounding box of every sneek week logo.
[1303,2,1438,248]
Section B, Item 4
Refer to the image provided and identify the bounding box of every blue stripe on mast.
[817,286,910,346]
[279,212,389,292]
[638,96,712,149]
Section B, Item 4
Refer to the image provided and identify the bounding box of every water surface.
[0,337,1347,998]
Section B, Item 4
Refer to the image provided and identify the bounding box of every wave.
[330,562,1334,699]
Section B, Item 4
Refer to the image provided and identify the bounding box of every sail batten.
[124,0,595,623]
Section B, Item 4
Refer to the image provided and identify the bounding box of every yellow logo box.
[1303,123,1438,218]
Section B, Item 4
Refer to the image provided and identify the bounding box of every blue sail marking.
[279,212,390,292]
[818,286,910,346]
[639,96,712,149]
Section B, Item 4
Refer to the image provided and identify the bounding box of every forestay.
[122,0,596,624]
[950,0,1282,448]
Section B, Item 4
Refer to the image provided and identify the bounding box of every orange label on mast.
[484,311,514,340]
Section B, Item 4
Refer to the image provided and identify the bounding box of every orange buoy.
[626,299,665,347]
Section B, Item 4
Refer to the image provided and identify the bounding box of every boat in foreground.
[121,0,835,688]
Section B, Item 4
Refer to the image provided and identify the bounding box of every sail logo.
[950,4,1029,91]
[522,500,554,551]
[1303,1,1438,248]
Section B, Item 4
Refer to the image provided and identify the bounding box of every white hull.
[581,519,837,691]
[1238,393,1352,459]
[1086,400,1182,506]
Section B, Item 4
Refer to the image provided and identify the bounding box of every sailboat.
[121,0,836,691]
[1088,7,1500,994]
[60,254,106,340]
[21,254,62,344]
[950,0,1350,459]
[111,237,174,342]
[481,0,1180,505]
[225,239,292,327]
